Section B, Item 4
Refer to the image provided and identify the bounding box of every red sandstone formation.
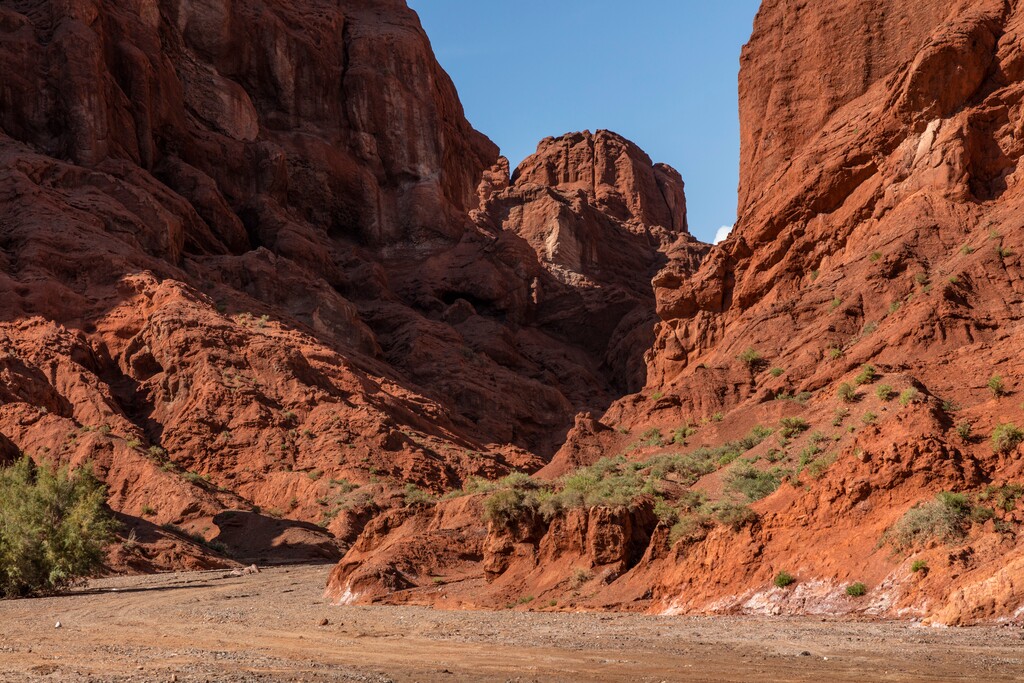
[1,0,1022,625]
[327,0,1024,625]
[0,0,696,569]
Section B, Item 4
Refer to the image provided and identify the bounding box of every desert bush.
[884,492,971,551]
[0,457,115,597]
[832,408,850,426]
[804,452,837,479]
[910,559,928,573]
[838,383,858,403]
[861,412,877,425]
[774,571,795,588]
[955,421,973,442]
[707,501,757,530]
[977,484,1024,512]
[898,388,920,406]
[828,347,843,360]
[403,484,436,506]
[725,464,782,503]
[568,567,592,589]
[992,423,1024,454]
[672,424,697,444]
[779,417,810,438]
[876,385,894,401]
[770,367,785,378]
[483,487,538,529]
[988,375,1006,398]
[855,365,877,385]
[738,348,765,370]
[845,582,867,597]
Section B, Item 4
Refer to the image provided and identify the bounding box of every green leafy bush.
[855,365,877,385]
[910,559,928,573]
[838,383,858,403]
[774,571,795,588]
[0,457,115,597]
[876,385,894,402]
[988,375,1006,398]
[845,582,867,597]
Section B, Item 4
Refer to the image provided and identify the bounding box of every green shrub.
[779,417,810,439]
[672,425,697,445]
[838,383,857,403]
[830,298,842,310]
[707,502,757,530]
[955,421,973,441]
[403,484,436,507]
[651,391,664,401]
[898,388,920,407]
[832,408,850,427]
[910,559,928,573]
[0,457,115,597]
[711,412,725,423]
[738,348,765,370]
[876,385,894,402]
[845,582,867,597]
[855,365,877,385]
[483,487,538,529]
[960,245,975,255]
[639,428,664,447]
[869,252,882,263]
[774,571,796,588]
[804,452,837,479]
[725,464,782,503]
[828,348,843,360]
[992,423,1024,454]
[977,484,1023,512]
[770,367,785,378]
[861,412,877,425]
[988,375,1006,398]
[885,492,972,551]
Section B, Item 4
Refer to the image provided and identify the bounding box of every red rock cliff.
[0,1,697,568]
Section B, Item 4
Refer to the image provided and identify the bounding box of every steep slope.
[328,0,1024,625]
[0,1,695,569]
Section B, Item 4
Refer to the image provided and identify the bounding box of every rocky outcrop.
[326,0,1024,626]
[0,1,696,569]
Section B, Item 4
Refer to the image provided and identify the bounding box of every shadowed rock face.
[0,1,696,567]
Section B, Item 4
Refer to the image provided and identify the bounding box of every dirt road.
[0,564,1021,682]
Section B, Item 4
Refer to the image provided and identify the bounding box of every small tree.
[0,457,115,597]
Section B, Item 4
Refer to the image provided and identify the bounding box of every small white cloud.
[713,225,733,245]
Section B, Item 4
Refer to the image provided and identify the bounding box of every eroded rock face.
[326,0,1024,626]
[0,1,698,570]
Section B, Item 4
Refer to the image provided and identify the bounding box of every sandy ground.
[0,565,1022,682]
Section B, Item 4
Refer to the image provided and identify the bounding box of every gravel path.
[0,565,1022,682]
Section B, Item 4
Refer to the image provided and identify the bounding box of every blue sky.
[408,1,762,244]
